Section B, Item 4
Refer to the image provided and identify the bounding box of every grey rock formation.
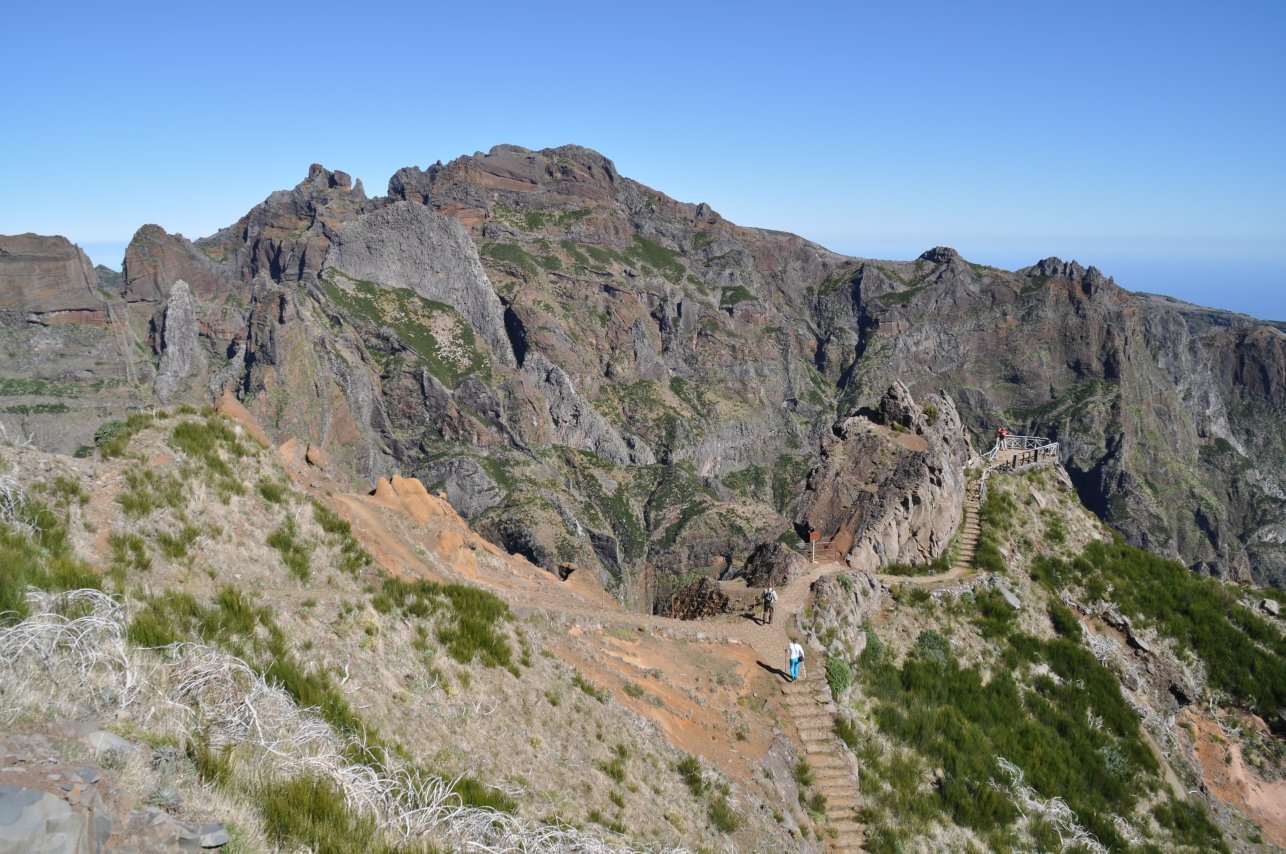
[801,571,884,660]
[740,541,807,588]
[153,280,205,404]
[418,456,502,517]
[325,202,516,367]
[522,352,654,465]
[0,784,88,854]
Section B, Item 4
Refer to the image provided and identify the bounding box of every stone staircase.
[779,665,863,852]
[955,486,982,570]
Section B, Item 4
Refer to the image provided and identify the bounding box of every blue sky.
[2,0,1283,319]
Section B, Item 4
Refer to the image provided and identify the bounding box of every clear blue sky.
[2,0,1283,319]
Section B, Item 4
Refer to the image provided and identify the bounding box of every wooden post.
[808,529,819,564]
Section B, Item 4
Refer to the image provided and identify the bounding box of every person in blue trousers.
[786,641,805,681]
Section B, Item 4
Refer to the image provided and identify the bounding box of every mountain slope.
[0,145,1282,595]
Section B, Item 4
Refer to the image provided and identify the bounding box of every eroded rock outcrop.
[522,352,654,465]
[152,280,205,404]
[801,571,884,659]
[795,383,972,571]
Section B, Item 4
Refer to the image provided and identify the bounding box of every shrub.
[257,775,400,854]
[118,468,185,518]
[257,480,287,504]
[596,745,627,784]
[573,673,609,702]
[915,630,949,664]
[153,523,201,560]
[836,715,860,752]
[794,758,815,788]
[95,411,158,458]
[1048,600,1080,637]
[0,496,100,618]
[311,500,371,574]
[707,795,740,833]
[1036,540,1286,731]
[826,657,854,697]
[972,590,1016,639]
[859,627,884,666]
[108,531,151,578]
[171,418,248,502]
[371,577,513,668]
[677,756,704,796]
[267,518,312,580]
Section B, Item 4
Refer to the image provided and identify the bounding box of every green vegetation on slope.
[321,272,489,389]
[1033,538,1286,732]
[856,623,1223,852]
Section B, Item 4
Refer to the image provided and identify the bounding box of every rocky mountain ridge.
[0,144,1281,595]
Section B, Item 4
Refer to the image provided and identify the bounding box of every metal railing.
[982,434,1058,461]
[979,436,1060,500]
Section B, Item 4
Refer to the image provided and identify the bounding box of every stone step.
[803,759,848,771]
[824,795,860,807]
[797,728,836,739]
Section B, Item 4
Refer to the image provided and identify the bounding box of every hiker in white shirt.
[786,641,805,681]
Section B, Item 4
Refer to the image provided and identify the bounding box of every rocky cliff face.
[844,249,1285,585]
[1,145,1282,592]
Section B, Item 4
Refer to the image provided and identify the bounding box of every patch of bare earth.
[1182,708,1286,847]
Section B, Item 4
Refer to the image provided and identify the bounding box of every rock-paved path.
[779,665,864,852]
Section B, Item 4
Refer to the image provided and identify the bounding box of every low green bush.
[677,756,704,796]
[826,657,854,696]
[267,518,312,580]
[108,531,151,580]
[861,624,1166,847]
[311,500,371,574]
[257,775,404,854]
[836,715,860,752]
[117,468,185,518]
[372,577,514,668]
[707,794,740,833]
[0,497,100,618]
[572,672,609,702]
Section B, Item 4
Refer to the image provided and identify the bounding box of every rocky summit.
[1,145,1283,596]
[1,147,1284,853]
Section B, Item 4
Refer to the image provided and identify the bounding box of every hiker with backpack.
[761,585,778,624]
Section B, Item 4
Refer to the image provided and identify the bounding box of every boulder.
[994,579,1022,610]
[1261,598,1281,617]
[305,443,328,469]
[0,784,87,854]
[740,542,807,588]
